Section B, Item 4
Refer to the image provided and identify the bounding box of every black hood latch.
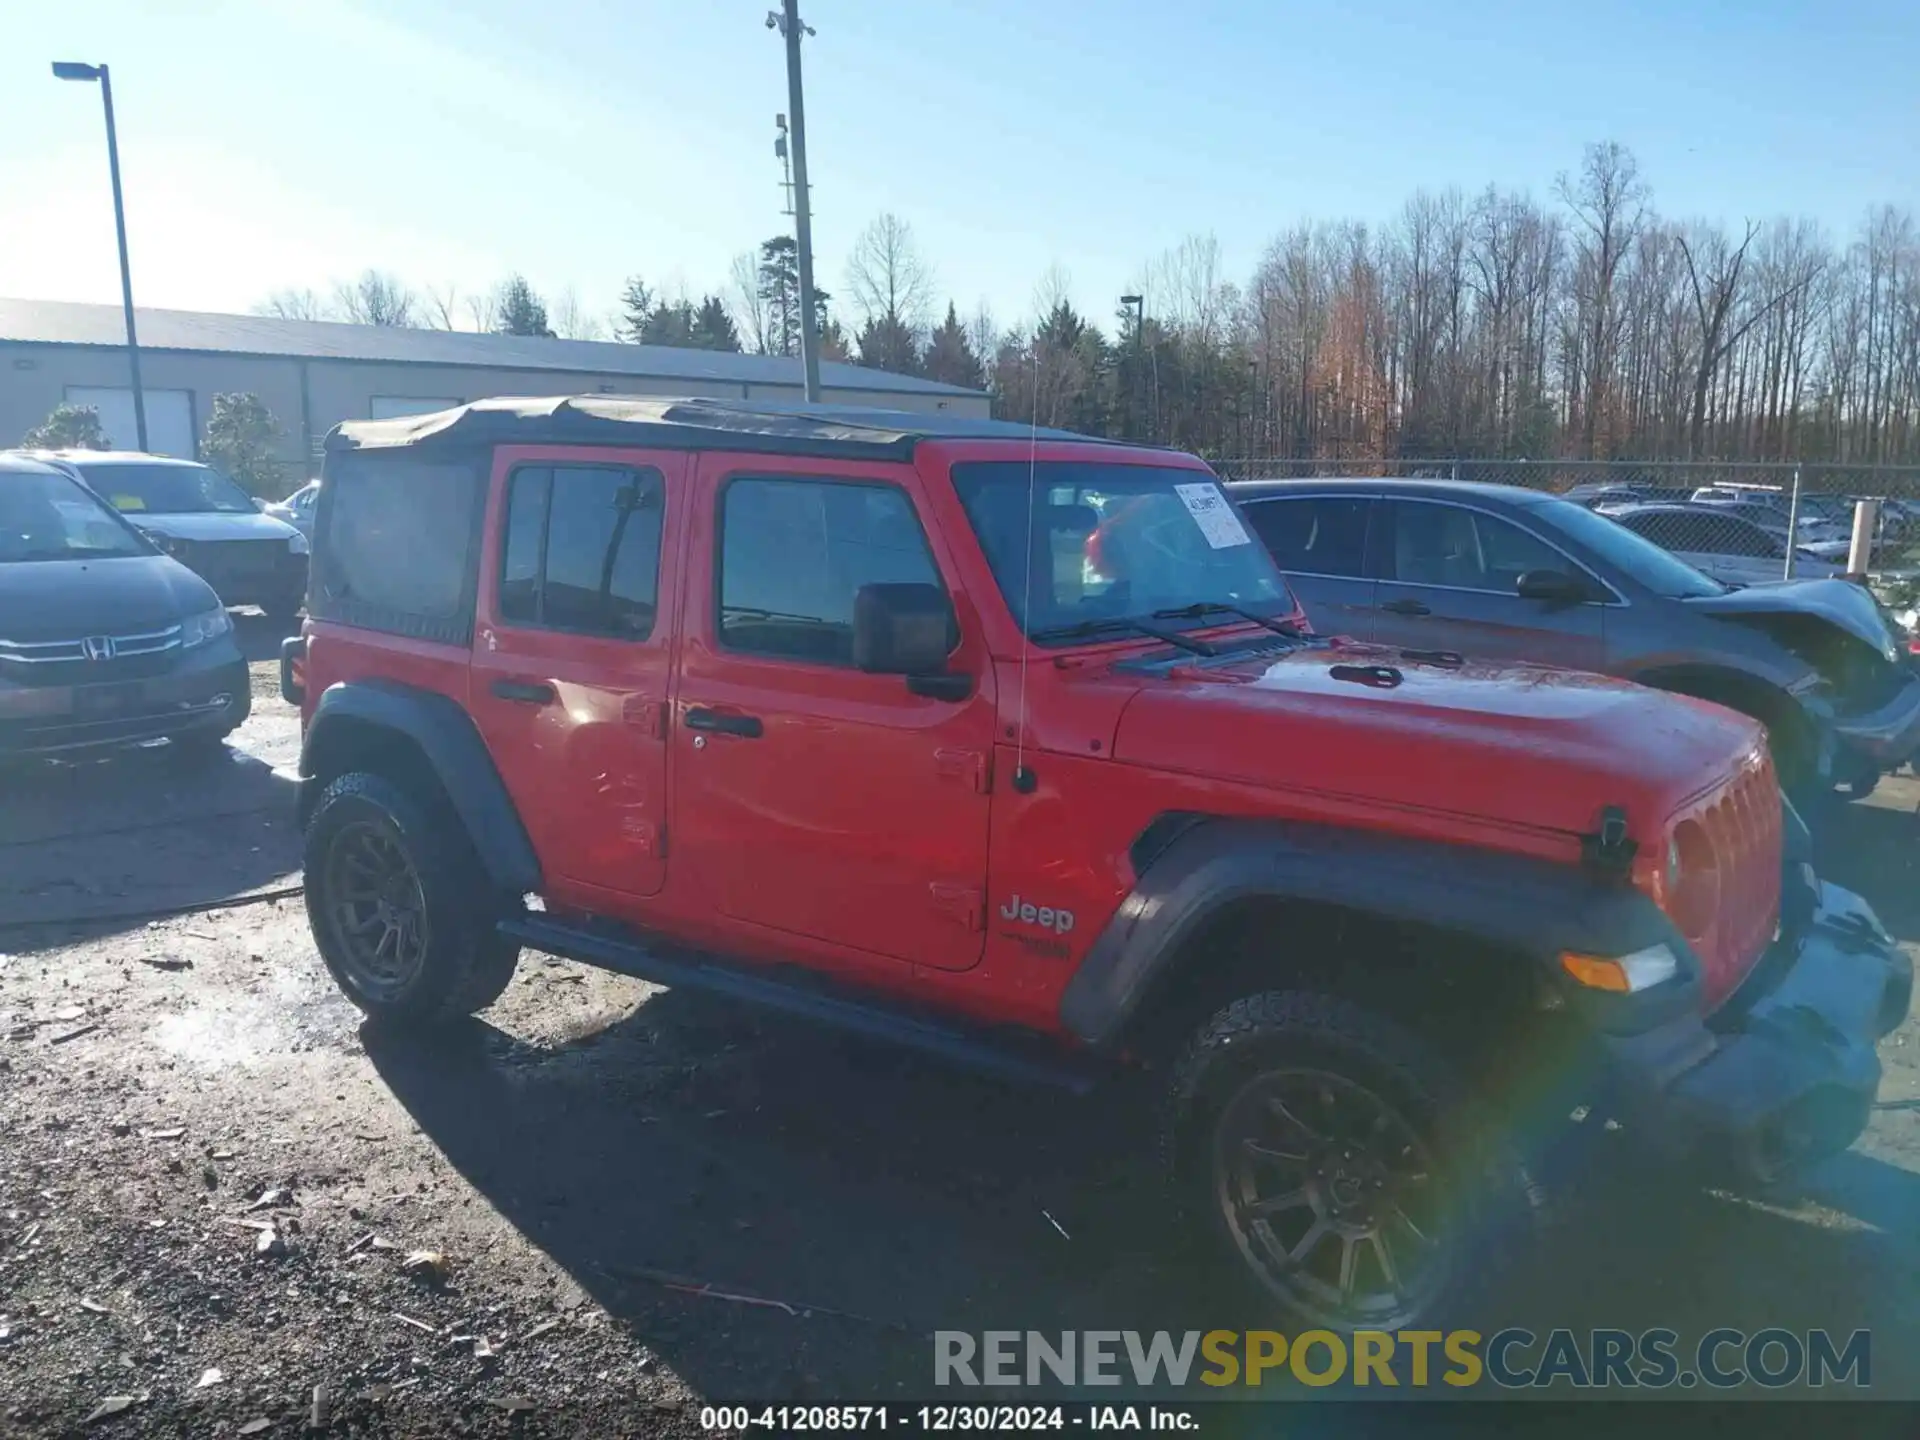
[1581,804,1638,878]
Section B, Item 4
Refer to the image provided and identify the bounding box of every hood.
[0,555,218,640]
[1685,579,1898,660]
[1111,643,1759,846]
[126,510,300,544]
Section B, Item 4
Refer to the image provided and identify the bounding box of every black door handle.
[685,707,763,738]
[490,678,556,704]
[1381,598,1432,616]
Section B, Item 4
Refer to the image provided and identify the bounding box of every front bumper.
[1832,671,1920,770]
[1602,881,1911,1182]
[0,645,251,757]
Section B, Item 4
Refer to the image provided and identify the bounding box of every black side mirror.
[853,583,969,698]
[1515,569,1589,604]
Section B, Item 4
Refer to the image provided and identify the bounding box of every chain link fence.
[1211,458,1920,597]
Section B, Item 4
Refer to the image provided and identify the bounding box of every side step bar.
[498,914,1102,1095]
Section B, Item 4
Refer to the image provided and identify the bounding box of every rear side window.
[312,450,488,643]
[498,466,663,638]
[1243,496,1370,577]
[718,477,943,665]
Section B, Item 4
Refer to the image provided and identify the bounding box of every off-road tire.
[304,771,519,1027]
[1163,990,1545,1333]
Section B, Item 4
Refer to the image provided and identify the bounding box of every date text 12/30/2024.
[700,1405,1200,1432]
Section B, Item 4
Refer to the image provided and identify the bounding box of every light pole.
[767,5,821,404]
[53,61,147,452]
[1120,294,1144,441]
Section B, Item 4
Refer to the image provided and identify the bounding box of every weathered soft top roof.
[326,395,1154,463]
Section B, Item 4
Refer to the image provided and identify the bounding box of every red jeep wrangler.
[284,397,1910,1331]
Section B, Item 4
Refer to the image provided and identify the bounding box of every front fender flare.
[299,680,540,895]
[1059,817,1697,1049]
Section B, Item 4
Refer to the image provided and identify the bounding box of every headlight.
[180,606,233,648]
[289,532,310,556]
[1560,943,1680,994]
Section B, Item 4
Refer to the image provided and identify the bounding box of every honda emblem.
[83,635,115,662]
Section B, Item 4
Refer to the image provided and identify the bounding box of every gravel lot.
[2,614,1917,1434]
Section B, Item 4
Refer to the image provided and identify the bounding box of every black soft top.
[326,395,1154,463]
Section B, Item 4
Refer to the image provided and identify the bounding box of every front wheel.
[304,771,520,1027]
[1164,991,1542,1332]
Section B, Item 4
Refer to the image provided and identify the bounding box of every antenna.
[1011,348,1041,795]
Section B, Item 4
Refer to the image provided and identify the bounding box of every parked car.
[0,453,250,759]
[27,451,310,619]
[283,397,1908,1331]
[1228,478,1920,802]
[265,480,320,540]
[1601,503,1845,585]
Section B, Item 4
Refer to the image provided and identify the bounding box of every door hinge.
[623,697,667,739]
[934,747,990,793]
[928,882,985,931]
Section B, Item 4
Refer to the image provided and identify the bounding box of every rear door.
[467,448,684,904]
[1370,498,1606,667]
[1237,493,1376,639]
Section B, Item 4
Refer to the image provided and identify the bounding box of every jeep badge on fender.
[999,895,1076,935]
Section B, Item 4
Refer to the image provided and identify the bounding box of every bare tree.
[549,286,605,341]
[257,288,328,322]
[422,284,463,331]
[1556,142,1648,455]
[465,291,500,333]
[333,270,417,327]
[728,251,771,354]
[845,213,935,331]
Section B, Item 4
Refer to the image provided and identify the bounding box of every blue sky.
[4,0,1915,337]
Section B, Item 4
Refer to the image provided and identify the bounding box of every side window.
[719,477,943,665]
[497,465,663,638]
[1710,517,1777,558]
[1387,502,1486,589]
[1471,512,1567,589]
[314,452,487,643]
[1243,497,1369,577]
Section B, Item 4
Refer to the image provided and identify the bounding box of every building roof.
[327,394,1143,463]
[0,297,985,399]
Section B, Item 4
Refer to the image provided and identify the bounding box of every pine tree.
[756,237,832,357]
[854,314,921,374]
[690,296,741,352]
[202,393,283,496]
[493,275,553,337]
[922,303,984,389]
[616,276,654,342]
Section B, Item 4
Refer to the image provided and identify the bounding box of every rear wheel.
[1164,990,1542,1331]
[304,771,519,1026]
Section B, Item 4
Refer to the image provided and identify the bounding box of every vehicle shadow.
[1821,795,1920,944]
[366,987,1920,1404]
[0,741,300,938]
[230,608,302,663]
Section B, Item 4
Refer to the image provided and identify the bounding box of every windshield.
[1533,498,1728,598]
[73,462,257,515]
[0,469,153,563]
[951,461,1293,642]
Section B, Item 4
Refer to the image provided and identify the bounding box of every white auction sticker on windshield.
[1174,482,1252,549]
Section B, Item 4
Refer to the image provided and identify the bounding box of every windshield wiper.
[1151,601,1305,638]
[1027,615,1217,656]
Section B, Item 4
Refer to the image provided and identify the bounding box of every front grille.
[1675,753,1783,1008]
[0,625,182,665]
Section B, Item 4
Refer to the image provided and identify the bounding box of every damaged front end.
[1691,580,1920,789]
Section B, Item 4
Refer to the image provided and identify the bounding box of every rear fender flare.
[1059,816,1697,1049]
[298,680,540,895]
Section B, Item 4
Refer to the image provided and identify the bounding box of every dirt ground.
[3,614,1917,1435]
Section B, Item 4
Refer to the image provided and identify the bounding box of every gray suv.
[1227,477,1920,804]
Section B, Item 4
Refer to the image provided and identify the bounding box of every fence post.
[1848,498,1880,579]
[1451,460,1460,483]
[1782,463,1802,581]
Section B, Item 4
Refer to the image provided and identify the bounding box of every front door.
[1369,498,1607,668]
[670,461,994,972]
[467,450,683,903]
